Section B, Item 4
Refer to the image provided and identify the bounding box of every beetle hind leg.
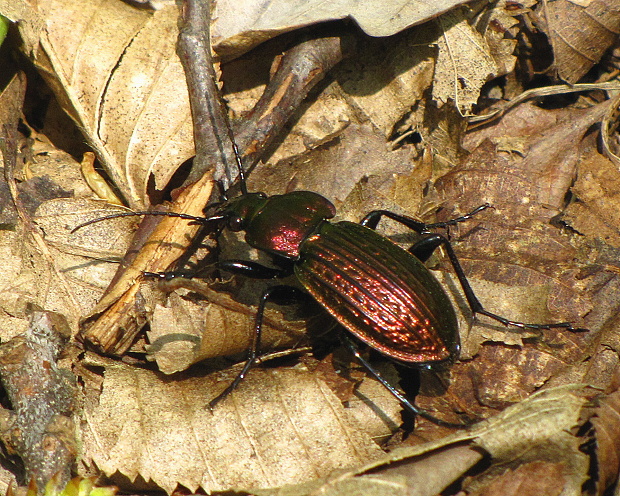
[341,336,471,429]
[419,234,581,332]
[362,207,583,332]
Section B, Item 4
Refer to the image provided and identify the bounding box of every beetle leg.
[145,259,293,281]
[360,210,426,231]
[408,235,444,263]
[363,208,579,331]
[417,234,577,331]
[217,259,293,279]
[361,204,490,233]
[208,285,305,410]
[341,336,469,428]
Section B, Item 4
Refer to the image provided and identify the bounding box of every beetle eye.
[228,214,245,232]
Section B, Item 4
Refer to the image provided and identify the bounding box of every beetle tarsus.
[424,203,493,230]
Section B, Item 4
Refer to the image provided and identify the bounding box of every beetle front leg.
[144,259,293,281]
[208,285,306,409]
[217,259,293,279]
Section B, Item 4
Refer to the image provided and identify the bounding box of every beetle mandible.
[76,173,578,427]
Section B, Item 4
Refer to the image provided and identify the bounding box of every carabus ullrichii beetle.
[76,160,579,427]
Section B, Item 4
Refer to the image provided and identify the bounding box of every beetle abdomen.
[295,221,459,364]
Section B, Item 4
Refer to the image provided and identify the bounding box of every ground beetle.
[76,162,578,427]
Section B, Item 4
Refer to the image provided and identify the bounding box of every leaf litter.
[0,0,619,494]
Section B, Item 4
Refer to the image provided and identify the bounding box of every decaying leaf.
[79,355,399,494]
[468,461,566,496]
[563,150,620,248]
[406,100,618,426]
[432,6,517,113]
[33,1,192,209]
[536,0,620,83]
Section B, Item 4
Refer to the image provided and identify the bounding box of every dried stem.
[177,0,238,190]
[234,34,354,172]
[0,310,75,490]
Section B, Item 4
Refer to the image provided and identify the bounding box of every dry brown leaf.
[34,197,136,313]
[0,73,83,332]
[32,0,193,209]
[537,0,620,84]
[470,461,565,496]
[212,0,476,57]
[563,150,620,248]
[79,356,395,494]
[337,33,436,138]
[290,386,591,496]
[0,0,43,55]
[250,122,416,206]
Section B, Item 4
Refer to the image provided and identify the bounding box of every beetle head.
[218,192,269,232]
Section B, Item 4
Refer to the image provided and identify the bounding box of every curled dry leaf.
[431,6,517,114]
[536,0,620,84]
[33,0,192,209]
[288,386,592,496]
[79,356,400,494]
[212,0,475,57]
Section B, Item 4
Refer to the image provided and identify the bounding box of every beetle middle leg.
[361,207,577,331]
[208,282,306,409]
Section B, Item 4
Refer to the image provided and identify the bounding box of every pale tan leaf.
[433,7,515,114]
[338,32,436,138]
[80,359,388,493]
[212,0,475,57]
[0,0,44,55]
[33,197,135,314]
[147,282,307,374]
[33,0,193,209]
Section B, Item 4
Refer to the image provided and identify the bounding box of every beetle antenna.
[231,139,248,196]
[71,211,224,233]
[212,68,248,197]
